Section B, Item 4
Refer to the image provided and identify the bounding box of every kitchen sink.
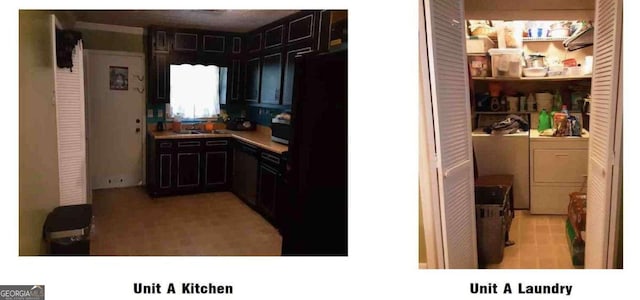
[177,130,204,134]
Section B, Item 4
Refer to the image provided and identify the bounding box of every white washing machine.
[472,129,530,209]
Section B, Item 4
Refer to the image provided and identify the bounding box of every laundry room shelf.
[523,37,567,42]
[471,75,591,81]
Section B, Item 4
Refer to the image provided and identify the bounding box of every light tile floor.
[90,187,282,256]
[484,210,581,269]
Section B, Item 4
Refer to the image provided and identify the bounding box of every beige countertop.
[148,129,288,154]
[529,129,590,140]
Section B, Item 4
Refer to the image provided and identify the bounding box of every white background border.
[6,0,638,299]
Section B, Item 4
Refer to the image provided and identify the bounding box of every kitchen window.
[169,64,227,120]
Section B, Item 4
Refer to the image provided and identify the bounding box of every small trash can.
[43,204,93,255]
[475,186,512,265]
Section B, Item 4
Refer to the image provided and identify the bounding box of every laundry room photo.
[418,0,622,269]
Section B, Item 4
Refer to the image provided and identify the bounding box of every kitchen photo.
[19,9,347,256]
[419,0,622,269]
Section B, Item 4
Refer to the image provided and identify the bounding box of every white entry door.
[85,50,145,190]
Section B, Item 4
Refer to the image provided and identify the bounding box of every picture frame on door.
[109,66,129,90]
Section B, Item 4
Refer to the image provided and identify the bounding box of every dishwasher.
[232,141,258,206]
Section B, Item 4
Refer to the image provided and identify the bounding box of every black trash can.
[43,204,93,255]
[475,186,512,265]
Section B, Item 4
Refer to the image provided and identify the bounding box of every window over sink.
[169,64,227,120]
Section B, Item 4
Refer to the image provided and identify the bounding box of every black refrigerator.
[280,49,347,256]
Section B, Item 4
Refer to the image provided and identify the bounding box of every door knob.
[136,119,140,123]
[136,128,141,133]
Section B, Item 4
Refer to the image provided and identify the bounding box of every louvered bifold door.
[586,0,622,269]
[423,0,477,269]
[55,41,87,206]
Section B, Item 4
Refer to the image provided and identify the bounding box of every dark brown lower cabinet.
[147,137,230,196]
[175,140,202,194]
[204,139,231,191]
[147,136,285,229]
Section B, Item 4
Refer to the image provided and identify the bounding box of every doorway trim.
[83,49,147,191]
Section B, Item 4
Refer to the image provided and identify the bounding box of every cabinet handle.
[207,140,228,146]
[261,152,280,165]
[160,142,172,148]
[554,154,569,157]
[178,141,201,147]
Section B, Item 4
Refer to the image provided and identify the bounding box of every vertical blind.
[169,64,221,119]
[55,41,87,205]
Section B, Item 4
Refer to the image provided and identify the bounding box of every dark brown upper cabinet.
[248,32,262,53]
[245,57,261,102]
[230,59,242,101]
[174,32,198,51]
[232,37,242,54]
[287,13,314,43]
[154,30,169,52]
[260,52,283,104]
[264,25,284,49]
[283,44,313,105]
[149,52,170,104]
[203,35,225,53]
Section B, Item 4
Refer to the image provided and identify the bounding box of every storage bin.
[488,48,523,78]
[466,36,495,54]
[468,54,491,77]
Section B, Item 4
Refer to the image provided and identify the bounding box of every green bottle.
[538,109,551,132]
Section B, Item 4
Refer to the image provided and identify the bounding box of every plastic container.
[507,96,519,112]
[526,93,536,111]
[565,66,582,76]
[488,48,523,78]
[548,64,564,76]
[466,37,495,54]
[523,67,547,77]
[468,55,491,77]
[535,92,553,112]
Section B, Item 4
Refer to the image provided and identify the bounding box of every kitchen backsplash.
[146,102,289,128]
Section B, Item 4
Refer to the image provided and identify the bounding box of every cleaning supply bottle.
[561,104,569,117]
[538,109,551,132]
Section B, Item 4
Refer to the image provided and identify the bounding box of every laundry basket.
[475,185,512,265]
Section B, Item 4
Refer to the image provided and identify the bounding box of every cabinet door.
[247,32,262,53]
[260,53,283,104]
[245,57,261,102]
[156,141,174,191]
[264,25,284,49]
[283,46,312,105]
[154,30,169,52]
[204,150,229,189]
[174,32,198,51]
[258,163,279,220]
[150,53,170,103]
[287,13,314,43]
[232,37,242,54]
[230,59,241,101]
[203,35,225,53]
[176,141,202,191]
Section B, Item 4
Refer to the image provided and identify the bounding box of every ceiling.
[71,10,300,33]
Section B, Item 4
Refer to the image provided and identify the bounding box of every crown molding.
[74,21,145,35]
